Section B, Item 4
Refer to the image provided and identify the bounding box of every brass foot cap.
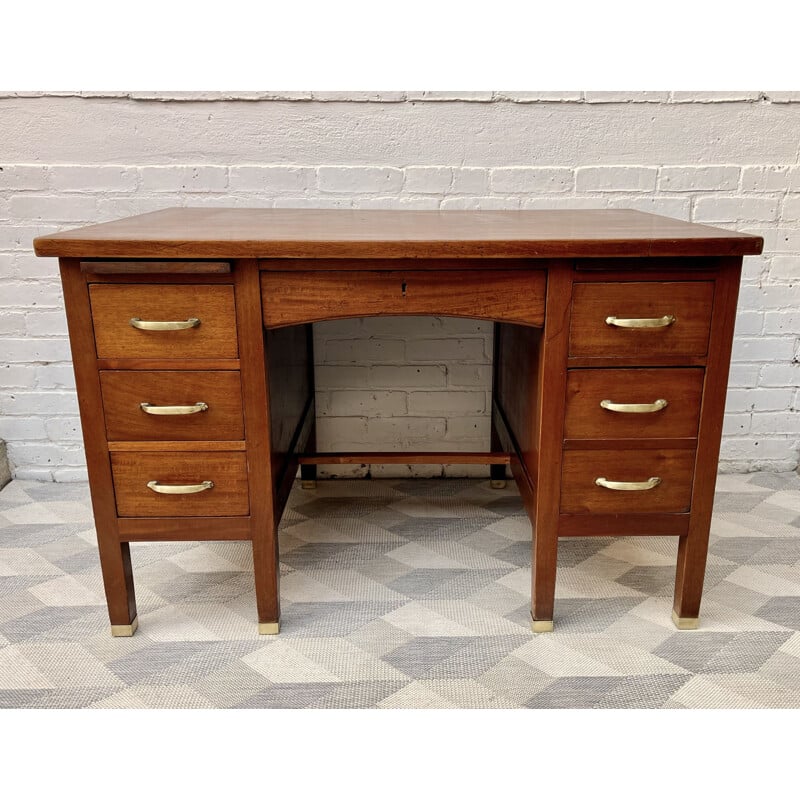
[531,619,554,633]
[672,611,699,630]
[490,480,507,490]
[301,480,317,490]
[258,621,280,635]
[110,617,139,637]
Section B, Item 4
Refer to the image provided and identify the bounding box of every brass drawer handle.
[146,480,214,494]
[140,402,209,416]
[595,476,662,491]
[605,314,676,329]
[130,317,200,331]
[600,398,668,414]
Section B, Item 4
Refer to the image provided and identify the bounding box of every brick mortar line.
[1,91,798,104]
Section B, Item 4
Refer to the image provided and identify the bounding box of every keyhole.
[401,280,407,298]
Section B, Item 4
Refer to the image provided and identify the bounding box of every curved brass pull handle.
[605,315,676,329]
[600,399,668,414]
[130,317,200,331]
[146,480,214,494]
[595,476,661,491]
[140,402,209,416]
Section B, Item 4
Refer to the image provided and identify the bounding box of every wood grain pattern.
[261,270,546,328]
[563,437,697,451]
[560,449,695,514]
[558,513,690,537]
[59,259,137,628]
[108,441,246,452]
[569,281,714,358]
[89,284,238,359]
[96,358,240,371]
[33,208,764,259]
[111,451,249,517]
[117,516,251,541]
[564,368,704,439]
[81,261,230,274]
[100,371,244,441]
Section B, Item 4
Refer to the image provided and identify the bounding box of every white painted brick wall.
[1,91,799,479]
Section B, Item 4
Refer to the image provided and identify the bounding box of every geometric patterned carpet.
[1,472,799,708]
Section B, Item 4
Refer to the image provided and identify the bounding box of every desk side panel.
[266,323,315,517]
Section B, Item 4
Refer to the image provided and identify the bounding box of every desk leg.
[102,542,138,637]
[59,260,138,636]
[236,262,281,633]
[531,267,572,632]
[253,527,281,635]
[673,258,741,630]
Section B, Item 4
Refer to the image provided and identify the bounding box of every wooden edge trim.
[265,310,544,331]
[96,359,241,371]
[81,261,231,275]
[298,451,511,465]
[558,513,690,537]
[567,356,707,369]
[563,438,697,451]
[117,516,252,541]
[108,441,247,452]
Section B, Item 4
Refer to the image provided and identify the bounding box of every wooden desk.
[34,208,763,636]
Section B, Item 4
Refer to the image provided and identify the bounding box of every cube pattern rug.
[0,473,799,708]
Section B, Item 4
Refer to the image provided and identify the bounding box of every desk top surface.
[34,207,763,260]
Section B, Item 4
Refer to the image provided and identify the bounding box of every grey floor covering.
[0,472,799,708]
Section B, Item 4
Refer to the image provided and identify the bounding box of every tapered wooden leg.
[97,540,138,636]
[253,509,281,635]
[531,519,557,631]
[672,533,709,628]
[671,260,742,631]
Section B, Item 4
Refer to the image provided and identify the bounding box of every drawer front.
[261,270,547,328]
[111,451,249,517]
[100,371,244,441]
[560,449,695,514]
[564,368,704,440]
[89,284,238,359]
[569,282,714,358]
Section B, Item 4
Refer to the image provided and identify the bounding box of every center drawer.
[261,270,547,328]
[100,371,244,441]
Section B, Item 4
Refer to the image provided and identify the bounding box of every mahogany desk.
[33,209,763,636]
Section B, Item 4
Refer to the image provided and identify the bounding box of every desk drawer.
[564,368,704,440]
[101,371,244,441]
[560,449,694,514]
[261,270,546,328]
[89,284,238,359]
[111,451,249,517]
[569,282,713,359]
